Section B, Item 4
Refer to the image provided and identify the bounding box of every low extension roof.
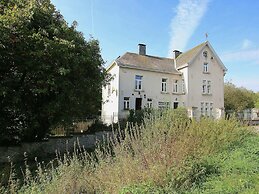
[115,52,180,74]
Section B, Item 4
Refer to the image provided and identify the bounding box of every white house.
[101,41,227,124]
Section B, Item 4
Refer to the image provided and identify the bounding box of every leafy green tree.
[224,82,255,112]
[255,93,259,108]
[0,0,108,144]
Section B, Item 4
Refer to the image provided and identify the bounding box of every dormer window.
[203,63,209,73]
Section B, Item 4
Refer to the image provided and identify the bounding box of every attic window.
[203,51,208,58]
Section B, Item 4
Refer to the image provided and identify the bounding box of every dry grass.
[1,109,249,193]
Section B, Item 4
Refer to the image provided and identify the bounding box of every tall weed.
[1,109,250,193]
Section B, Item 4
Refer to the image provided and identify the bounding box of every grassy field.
[1,109,258,193]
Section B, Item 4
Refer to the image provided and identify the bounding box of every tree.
[224,82,255,112]
[0,0,108,144]
[254,92,259,108]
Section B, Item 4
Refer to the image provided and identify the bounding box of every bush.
[86,119,111,134]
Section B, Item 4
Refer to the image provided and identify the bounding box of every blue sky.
[51,0,259,92]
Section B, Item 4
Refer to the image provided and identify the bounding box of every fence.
[225,108,259,121]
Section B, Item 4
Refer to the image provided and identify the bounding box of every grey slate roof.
[113,41,227,73]
[115,52,180,74]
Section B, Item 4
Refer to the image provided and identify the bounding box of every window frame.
[147,98,153,108]
[201,101,213,117]
[203,63,209,73]
[207,81,211,94]
[202,80,212,95]
[135,75,143,91]
[123,97,130,110]
[182,79,185,93]
[161,78,167,92]
[158,101,170,109]
[107,84,111,96]
[173,80,179,93]
[201,102,205,116]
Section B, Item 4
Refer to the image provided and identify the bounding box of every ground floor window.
[158,101,170,109]
[124,97,130,110]
[201,102,213,116]
[147,98,153,108]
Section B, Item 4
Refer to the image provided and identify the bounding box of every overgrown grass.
[1,109,257,193]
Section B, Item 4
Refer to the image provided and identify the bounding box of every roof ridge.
[121,52,173,60]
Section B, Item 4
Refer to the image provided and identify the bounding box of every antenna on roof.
[205,33,208,41]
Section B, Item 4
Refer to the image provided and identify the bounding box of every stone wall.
[0,131,113,163]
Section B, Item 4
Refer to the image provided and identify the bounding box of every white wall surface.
[101,63,120,123]
[118,67,185,119]
[187,45,225,118]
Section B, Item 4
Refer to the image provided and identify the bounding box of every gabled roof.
[176,41,227,72]
[115,52,181,74]
[107,41,227,73]
[176,42,207,68]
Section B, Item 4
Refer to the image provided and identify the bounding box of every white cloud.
[241,39,253,50]
[168,0,210,57]
[222,48,259,64]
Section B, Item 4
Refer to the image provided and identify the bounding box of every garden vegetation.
[1,109,258,193]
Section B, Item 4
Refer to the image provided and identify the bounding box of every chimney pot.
[138,44,146,55]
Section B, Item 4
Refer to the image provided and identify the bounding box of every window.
[162,78,167,92]
[173,80,178,93]
[201,102,204,116]
[135,75,143,90]
[207,81,211,94]
[203,51,208,58]
[158,102,170,109]
[205,102,209,116]
[210,103,213,116]
[108,84,111,96]
[124,97,130,110]
[202,80,207,94]
[203,63,209,73]
[201,102,213,117]
[147,98,152,108]
[182,79,185,93]
[202,80,212,94]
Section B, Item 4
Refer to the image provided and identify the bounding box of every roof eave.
[106,61,118,72]
[119,64,182,75]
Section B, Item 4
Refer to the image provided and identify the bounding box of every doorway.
[135,98,142,110]
[173,102,179,109]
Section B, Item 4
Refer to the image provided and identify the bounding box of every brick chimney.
[138,44,146,55]
[173,50,182,59]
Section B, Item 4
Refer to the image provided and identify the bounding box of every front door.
[135,98,142,110]
[173,102,179,109]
